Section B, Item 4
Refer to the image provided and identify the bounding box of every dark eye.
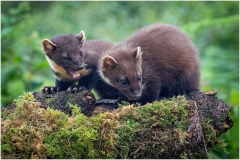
[137,76,141,82]
[120,79,128,85]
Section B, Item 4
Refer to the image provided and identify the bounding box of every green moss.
[1,110,8,120]
[44,110,120,158]
[1,144,13,153]
[68,102,81,116]
[113,96,191,158]
[45,97,55,107]
[118,96,189,130]
[117,118,140,158]
[118,101,131,108]
[1,92,66,158]
[1,93,227,158]
[201,120,229,155]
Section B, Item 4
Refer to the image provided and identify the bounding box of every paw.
[40,86,62,94]
[67,85,87,93]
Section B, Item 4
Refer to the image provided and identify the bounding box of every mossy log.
[33,91,96,116]
[1,90,234,159]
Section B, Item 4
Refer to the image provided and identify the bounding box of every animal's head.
[42,31,85,80]
[101,47,143,100]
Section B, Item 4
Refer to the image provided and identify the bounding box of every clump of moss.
[1,92,120,159]
[1,93,228,159]
[44,108,120,158]
[113,96,191,158]
[1,92,49,158]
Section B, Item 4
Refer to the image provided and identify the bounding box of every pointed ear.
[76,30,85,43]
[42,39,58,55]
[134,47,142,61]
[102,55,118,72]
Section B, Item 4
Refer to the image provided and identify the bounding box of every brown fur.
[42,31,114,93]
[42,31,86,81]
[79,40,115,92]
[99,23,200,104]
[83,40,113,70]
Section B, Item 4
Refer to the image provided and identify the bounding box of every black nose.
[78,65,84,70]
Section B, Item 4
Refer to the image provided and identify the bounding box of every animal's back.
[79,39,115,94]
[98,23,200,104]
[111,23,200,101]
[128,23,200,98]
[83,40,113,68]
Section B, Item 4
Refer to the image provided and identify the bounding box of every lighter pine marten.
[98,23,200,105]
[41,31,113,93]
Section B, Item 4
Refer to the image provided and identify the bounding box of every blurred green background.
[1,1,239,158]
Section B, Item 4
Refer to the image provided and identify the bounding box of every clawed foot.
[41,85,88,94]
[41,86,62,94]
[67,85,87,93]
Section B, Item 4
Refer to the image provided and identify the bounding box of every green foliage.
[1,2,50,107]
[1,1,238,158]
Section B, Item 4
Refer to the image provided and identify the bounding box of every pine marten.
[98,23,200,105]
[41,31,113,93]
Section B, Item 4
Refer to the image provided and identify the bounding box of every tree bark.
[33,90,96,116]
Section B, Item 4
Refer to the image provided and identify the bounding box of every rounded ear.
[76,30,86,43]
[102,55,118,72]
[134,47,142,60]
[42,39,58,55]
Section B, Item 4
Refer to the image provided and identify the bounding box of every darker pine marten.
[98,23,200,105]
[41,31,113,93]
